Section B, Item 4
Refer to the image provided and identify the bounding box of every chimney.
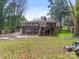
[41,16,47,21]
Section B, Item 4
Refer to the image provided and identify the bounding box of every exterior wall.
[21,21,56,35]
[25,26,39,35]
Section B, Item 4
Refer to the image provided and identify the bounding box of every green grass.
[57,30,73,38]
[0,30,78,59]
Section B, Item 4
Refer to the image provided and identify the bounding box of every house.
[21,16,57,35]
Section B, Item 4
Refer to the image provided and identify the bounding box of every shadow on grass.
[39,29,73,38]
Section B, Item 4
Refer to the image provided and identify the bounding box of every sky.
[24,0,75,21]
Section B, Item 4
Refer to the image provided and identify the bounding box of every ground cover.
[0,30,78,59]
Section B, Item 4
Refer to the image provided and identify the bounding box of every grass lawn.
[0,30,78,59]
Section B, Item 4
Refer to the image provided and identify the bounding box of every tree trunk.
[74,17,79,36]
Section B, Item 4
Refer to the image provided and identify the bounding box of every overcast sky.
[24,0,75,21]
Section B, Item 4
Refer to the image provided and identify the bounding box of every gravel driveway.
[0,31,29,40]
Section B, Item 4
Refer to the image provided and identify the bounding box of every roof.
[21,18,56,24]
[31,19,54,23]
